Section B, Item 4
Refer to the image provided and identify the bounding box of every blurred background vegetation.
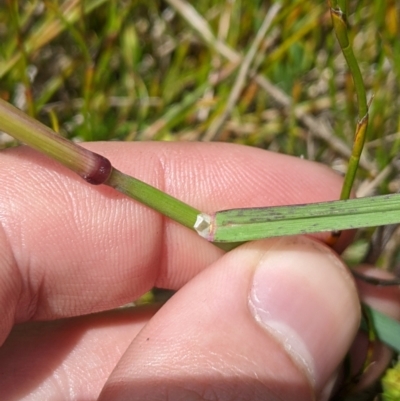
[1,1,400,399]
[0,1,399,158]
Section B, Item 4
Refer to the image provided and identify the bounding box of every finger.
[99,236,360,401]
[0,306,158,400]
[346,266,400,392]
[0,142,353,338]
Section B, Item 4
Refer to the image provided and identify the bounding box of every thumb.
[99,236,360,401]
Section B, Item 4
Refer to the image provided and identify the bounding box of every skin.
[0,142,399,401]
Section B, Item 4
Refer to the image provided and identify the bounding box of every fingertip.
[247,237,360,393]
[100,236,360,400]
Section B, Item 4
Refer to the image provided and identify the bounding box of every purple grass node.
[83,154,112,185]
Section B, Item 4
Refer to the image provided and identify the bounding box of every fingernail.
[249,237,360,392]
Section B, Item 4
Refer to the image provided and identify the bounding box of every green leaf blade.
[199,194,400,242]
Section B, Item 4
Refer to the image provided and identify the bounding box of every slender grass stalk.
[329,1,369,200]
[328,3,387,377]
[107,170,200,229]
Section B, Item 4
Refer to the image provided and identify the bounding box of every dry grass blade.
[253,75,375,172]
[165,0,239,62]
[202,3,281,141]
[167,0,374,171]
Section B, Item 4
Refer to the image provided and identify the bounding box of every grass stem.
[329,2,369,200]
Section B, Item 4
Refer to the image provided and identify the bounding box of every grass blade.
[195,194,400,242]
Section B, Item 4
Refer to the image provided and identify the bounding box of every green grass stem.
[0,98,203,231]
[329,2,369,200]
[0,98,111,184]
[107,169,200,229]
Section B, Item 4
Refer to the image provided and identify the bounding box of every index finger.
[0,142,351,340]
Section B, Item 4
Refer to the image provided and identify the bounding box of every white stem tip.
[194,213,212,239]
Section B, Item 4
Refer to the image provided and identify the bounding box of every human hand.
[0,142,399,401]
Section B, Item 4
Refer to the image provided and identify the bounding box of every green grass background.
[1,1,400,399]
